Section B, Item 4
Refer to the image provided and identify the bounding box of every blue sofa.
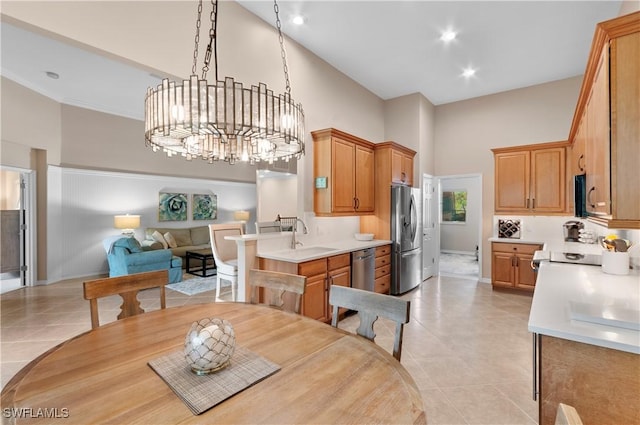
[106,237,182,283]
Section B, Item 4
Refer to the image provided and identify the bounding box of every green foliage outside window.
[442,190,467,222]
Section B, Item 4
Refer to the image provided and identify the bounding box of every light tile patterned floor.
[1,275,538,424]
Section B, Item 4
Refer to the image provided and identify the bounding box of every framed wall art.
[192,193,217,220]
[158,192,188,221]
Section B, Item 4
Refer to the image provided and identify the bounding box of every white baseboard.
[441,250,476,256]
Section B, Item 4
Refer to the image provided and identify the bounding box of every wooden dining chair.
[329,285,410,361]
[83,270,168,329]
[555,403,584,425]
[248,269,307,314]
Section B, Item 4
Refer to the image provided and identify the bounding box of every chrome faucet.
[291,218,309,249]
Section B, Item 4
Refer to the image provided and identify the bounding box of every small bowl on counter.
[354,233,374,241]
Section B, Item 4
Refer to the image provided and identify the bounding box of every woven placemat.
[148,347,280,415]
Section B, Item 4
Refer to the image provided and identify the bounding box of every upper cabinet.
[567,12,640,228]
[492,142,568,215]
[360,142,416,239]
[391,148,414,186]
[312,128,375,216]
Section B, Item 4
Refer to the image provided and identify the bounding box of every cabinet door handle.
[353,197,357,210]
[526,198,530,209]
[587,187,596,208]
[511,256,516,267]
[578,154,585,172]
[531,199,535,209]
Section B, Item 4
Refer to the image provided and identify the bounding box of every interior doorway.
[437,174,482,280]
[422,174,437,280]
[1,167,34,294]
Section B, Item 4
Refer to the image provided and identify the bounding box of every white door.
[422,174,437,280]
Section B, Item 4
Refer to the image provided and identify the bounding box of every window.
[442,190,467,223]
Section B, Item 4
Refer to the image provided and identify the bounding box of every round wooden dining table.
[2,303,426,424]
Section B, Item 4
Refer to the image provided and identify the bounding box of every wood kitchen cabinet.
[298,259,329,322]
[567,12,640,228]
[360,142,417,239]
[491,242,541,291]
[327,253,351,319]
[492,142,567,215]
[260,252,352,323]
[374,244,391,294]
[312,128,375,216]
[391,149,414,186]
[537,334,640,425]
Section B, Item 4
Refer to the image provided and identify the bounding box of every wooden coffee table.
[185,249,216,277]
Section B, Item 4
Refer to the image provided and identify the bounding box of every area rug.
[166,275,229,296]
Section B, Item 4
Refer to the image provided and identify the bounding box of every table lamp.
[114,214,140,236]
[234,210,250,233]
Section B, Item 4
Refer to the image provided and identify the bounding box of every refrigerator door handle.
[409,194,418,241]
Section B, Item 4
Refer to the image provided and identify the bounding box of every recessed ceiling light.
[292,15,305,25]
[45,71,60,79]
[440,30,457,43]
[462,67,476,78]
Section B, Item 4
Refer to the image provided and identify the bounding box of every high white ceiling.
[1,1,623,121]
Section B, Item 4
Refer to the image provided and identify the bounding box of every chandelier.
[144,0,305,165]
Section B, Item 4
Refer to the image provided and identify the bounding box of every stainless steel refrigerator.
[390,184,422,295]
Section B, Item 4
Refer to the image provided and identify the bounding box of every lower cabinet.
[260,252,352,323]
[538,335,640,425]
[328,253,351,319]
[299,259,329,322]
[491,242,541,291]
[374,245,391,294]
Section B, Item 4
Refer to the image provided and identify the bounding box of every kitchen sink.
[289,246,337,256]
[270,246,338,258]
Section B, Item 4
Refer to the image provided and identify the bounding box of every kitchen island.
[528,261,640,424]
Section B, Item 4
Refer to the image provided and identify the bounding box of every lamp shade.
[114,215,140,230]
[234,211,250,221]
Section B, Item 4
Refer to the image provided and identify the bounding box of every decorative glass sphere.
[184,318,236,375]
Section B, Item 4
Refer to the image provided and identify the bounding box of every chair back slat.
[249,269,306,314]
[83,270,168,329]
[555,403,584,425]
[329,285,410,361]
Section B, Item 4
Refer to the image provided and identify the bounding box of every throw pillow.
[164,232,178,249]
[151,230,168,249]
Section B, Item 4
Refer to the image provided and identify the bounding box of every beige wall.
[434,76,583,279]
[619,1,640,16]
[383,93,437,182]
[1,78,62,166]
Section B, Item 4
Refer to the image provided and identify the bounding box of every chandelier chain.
[201,0,218,81]
[191,0,203,76]
[273,0,291,95]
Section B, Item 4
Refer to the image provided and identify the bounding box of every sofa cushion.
[151,231,168,249]
[164,232,178,248]
[169,228,192,247]
[190,226,210,246]
[113,237,143,253]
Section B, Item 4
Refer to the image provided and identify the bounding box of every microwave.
[574,174,587,218]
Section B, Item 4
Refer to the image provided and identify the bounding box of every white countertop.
[257,239,392,263]
[528,261,640,354]
[489,236,546,245]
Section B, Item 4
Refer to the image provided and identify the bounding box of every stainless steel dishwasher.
[351,248,375,292]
